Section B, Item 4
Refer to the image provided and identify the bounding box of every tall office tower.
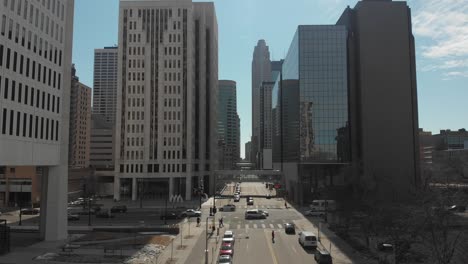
[251,39,271,168]
[93,47,118,124]
[270,60,283,82]
[272,25,350,204]
[69,65,91,168]
[115,0,218,201]
[245,141,252,162]
[218,80,239,170]
[337,0,420,200]
[260,81,274,169]
[0,0,74,240]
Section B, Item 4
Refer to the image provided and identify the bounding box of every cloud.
[412,0,468,78]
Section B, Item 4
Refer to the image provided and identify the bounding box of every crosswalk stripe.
[253,224,258,228]
[261,224,266,229]
[269,224,274,229]
[277,224,282,228]
[237,224,241,229]
[245,224,249,229]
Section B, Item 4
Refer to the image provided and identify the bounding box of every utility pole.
[139,180,143,209]
[164,194,168,225]
[18,181,24,226]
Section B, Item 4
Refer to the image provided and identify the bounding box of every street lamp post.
[139,180,143,209]
[18,181,24,226]
[205,216,214,264]
[164,194,168,225]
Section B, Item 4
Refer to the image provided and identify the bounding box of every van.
[245,209,266,219]
[298,231,317,248]
[309,200,336,212]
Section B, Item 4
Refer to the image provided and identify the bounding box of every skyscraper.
[115,0,218,201]
[93,47,118,124]
[69,65,91,168]
[272,25,350,203]
[0,0,75,240]
[337,0,420,200]
[251,39,271,168]
[260,81,274,169]
[218,80,240,170]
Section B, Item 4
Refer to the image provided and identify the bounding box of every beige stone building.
[69,65,91,168]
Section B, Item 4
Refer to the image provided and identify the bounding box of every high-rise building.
[0,0,75,240]
[251,39,271,168]
[260,81,274,169]
[93,47,118,124]
[245,141,252,162]
[337,0,420,200]
[270,60,283,83]
[272,25,350,203]
[69,65,91,168]
[115,0,218,201]
[218,80,240,170]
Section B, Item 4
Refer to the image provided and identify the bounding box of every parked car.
[111,205,127,213]
[221,204,236,212]
[218,254,232,264]
[96,211,115,218]
[284,223,295,234]
[447,205,466,212]
[20,208,39,215]
[67,213,80,221]
[180,209,201,217]
[304,210,325,218]
[233,195,240,202]
[160,212,180,220]
[247,198,254,205]
[298,231,317,249]
[314,249,333,264]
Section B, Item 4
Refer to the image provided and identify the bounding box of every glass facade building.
[272,25,350,203]
[273,25,350,163]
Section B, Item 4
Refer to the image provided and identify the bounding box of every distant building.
[419,129,434,165]
[0,166,43,207]
[90,113,115,197]
[245,141,252,162]
[93,47,118,124]
[218,80,240,170]
[251,40,272,168]
[69,65,91,168]
[260,81,274,169]
[433,129,468,150]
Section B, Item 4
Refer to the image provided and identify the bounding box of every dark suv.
[314,249,332,264]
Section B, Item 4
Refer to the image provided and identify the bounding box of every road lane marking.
[262,224,266,229]
[237,224,241,229]
[269,224,274,228]
[264,230,279,264]
[253,224,258,228]
[277,224,282,228]
[245,224,249,229]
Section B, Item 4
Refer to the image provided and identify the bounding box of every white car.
[258,210,269,216]
[181,209,201,217]
[221,204,236,212]
[304,210,325,218]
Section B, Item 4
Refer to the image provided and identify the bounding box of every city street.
[186,182,369,264]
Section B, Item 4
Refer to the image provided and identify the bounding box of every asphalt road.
[187,182,324,264]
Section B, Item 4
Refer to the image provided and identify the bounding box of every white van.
[309,200,336,212]
[244,209,266,219]
[298,231,317,248]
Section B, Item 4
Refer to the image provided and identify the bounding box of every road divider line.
[264,230,279,264]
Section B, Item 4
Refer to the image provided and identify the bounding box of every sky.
[72,0,468,159]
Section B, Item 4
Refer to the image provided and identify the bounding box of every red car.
[219,243,233,256]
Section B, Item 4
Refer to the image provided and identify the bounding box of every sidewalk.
[0,199,215,264]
